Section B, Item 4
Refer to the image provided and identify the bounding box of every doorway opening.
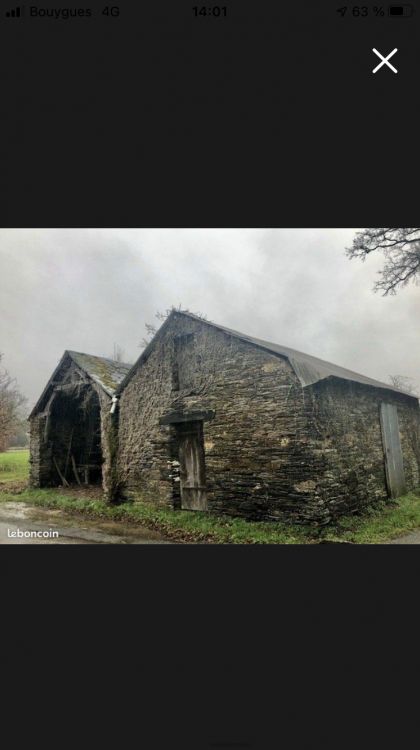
[379,402,406,498]
[174,420,207,511]
[46,386,103,487]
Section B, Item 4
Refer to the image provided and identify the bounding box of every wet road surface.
[389,530,420,544]
[0,502,172,544]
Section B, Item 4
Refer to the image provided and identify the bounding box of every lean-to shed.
[29,350,130,496]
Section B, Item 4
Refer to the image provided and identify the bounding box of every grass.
[1,448,420,543]
[0,487,313,544]
[0,448,30,483]
[319,494,420,544]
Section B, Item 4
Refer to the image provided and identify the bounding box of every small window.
[172,360,180,391]
[173,333,195,391]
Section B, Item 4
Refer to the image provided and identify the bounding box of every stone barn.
[114,311,420,524]
[29,351,130,496]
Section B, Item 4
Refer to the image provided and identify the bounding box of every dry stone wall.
[30,316,420,524]
[117,315,331,522]
[309,378,420,519]
[29,412,50,486]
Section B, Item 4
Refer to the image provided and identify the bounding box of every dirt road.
[0,501,172,544]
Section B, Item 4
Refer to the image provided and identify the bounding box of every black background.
[0,0,419,225]
[1,2,420,748]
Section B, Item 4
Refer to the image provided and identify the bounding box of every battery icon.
[388,4,414,15]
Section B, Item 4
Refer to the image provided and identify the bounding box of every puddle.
[0,502,173,544]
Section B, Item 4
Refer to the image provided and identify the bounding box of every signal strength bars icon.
[5,6,24,17]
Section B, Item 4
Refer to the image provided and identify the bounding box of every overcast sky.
[1,228,419,409]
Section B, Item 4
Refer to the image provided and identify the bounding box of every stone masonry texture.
[116,313,420,523]
[30,314,420,524]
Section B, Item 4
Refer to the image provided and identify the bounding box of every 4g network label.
[5,6,121,19]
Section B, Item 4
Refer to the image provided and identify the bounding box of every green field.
[0,449,29,483]
[1,448,420,542]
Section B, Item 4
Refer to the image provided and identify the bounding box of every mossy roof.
[29,350,132,418]
[67,351,131,396]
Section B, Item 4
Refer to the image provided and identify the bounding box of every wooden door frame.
[379,402,406,499]
[160,410,215,510]
[177,420,207,510]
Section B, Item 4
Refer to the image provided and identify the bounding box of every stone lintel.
[159,410,215,425]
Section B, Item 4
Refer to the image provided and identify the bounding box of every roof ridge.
[115,309,417,399]
[66,350,132,369]
[174,311,416,399]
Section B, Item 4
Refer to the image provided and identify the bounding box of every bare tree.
[347,228,420,295]
[8,420,29,448]
[0,354,27,452]
[139,305,208,348]
[139,323,158,349]
[388,375,419,397]
[110,343,126,363]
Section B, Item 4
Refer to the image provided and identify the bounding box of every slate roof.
[67,351,131,396]
[183,312,418,397]
[117,310,417,399]
[29,350,131,418]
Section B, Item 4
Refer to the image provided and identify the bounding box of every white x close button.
[372,48,398,74]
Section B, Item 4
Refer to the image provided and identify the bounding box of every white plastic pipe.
[110,395,118,414]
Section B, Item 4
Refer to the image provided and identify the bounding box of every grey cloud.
[0,228,418,409]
